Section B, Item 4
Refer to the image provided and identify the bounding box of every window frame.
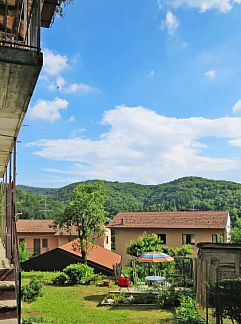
[212,234,222,243]
[157,233,167,244]
[42,238,48,248]
[182,234,195,245]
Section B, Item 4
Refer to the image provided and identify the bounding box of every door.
[33,239,41,256]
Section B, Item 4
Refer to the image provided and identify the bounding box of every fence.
[195,255,241,323]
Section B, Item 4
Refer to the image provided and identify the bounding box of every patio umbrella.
[137,251,174,276]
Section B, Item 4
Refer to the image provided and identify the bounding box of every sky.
[16,0,241,187]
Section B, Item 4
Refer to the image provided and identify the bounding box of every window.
[158,234,167,244]
[212,234,222,243]
[182,234,195,245]
[42,239,48,248]
[106,236,109,244]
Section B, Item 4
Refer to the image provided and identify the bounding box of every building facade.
[17,219,111,256]
[108,211,230,265]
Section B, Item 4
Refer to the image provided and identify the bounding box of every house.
[21,240,121,276]
[108,211,230,265]
[17,219,111,256]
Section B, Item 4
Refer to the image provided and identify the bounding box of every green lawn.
[21,272,175,324]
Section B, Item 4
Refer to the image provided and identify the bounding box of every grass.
[21,272,175,324]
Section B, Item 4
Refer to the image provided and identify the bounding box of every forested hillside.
[17,177,241,223]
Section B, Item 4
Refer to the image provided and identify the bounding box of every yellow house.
[108,211,230,265]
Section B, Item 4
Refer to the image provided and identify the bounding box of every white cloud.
[41,49,95,96]
[28,105,241,184]
[162,11,179,36]
[70,128,86,137]
[232,100,241,114]
[48,78,93,94]
[56,76,66,89]
[63,83,92,94]
[156,0,163,10]
[147,70,155,78]
[28,98,69,122]
[163,0,241,13]
[204,69,216,80]
[43,49,68,76]
[67,116,77,123]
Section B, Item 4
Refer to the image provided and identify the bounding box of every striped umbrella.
[137,252,174,276]
[137,251,174,262]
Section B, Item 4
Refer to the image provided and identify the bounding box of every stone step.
[0,269,14,282]
[0,299,17,320]
[0,308,17,320]
[0,319,17,323]
[0,282,15,291]
[0,300,17,309]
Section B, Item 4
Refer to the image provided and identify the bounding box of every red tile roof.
[108,211,229,229]
[59,240,121,271]
[16,219,78,235]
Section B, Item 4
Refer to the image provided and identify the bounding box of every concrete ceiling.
[0,46,42,178]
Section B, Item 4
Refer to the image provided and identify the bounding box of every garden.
[20,233,205,324]
[21,271,174,324]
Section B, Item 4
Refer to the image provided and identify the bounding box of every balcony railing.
[0,0,41,50]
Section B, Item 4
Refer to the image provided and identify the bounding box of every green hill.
[17,177,241,223]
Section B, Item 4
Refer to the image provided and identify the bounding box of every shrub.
[52,272,69,286]
[157,287,180,308]
[21,277,43,303]
[132,292,157,304]
[63,263,95,284]
[176,295,204,323]
[19,242,31,263]
[22,316,44,323]
[108,292,126,304]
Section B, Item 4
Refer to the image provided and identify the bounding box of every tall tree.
[231,219,241,243]
[61,181,108,263]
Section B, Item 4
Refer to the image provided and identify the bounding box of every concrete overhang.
[41,0,58,28]
[0,46,43,178]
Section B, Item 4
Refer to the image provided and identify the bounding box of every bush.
[157,287,180,308]
[19,242,31,263]
[22,316,44,324]
[63,263,95,284]
[176,295,204,323]
[52,272,69,285]
[21,277,43,303]
[132,292,157,304]
[108,292,126,304]
[52,263,96,285]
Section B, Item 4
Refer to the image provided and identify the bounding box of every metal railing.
[1,139,21,323]
[0,0,41,50]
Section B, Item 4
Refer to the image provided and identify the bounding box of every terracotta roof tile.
[59,240,121,271]
[16,219,78,235]
[108,211,229,229]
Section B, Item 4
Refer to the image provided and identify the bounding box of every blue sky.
[17,0,241,187]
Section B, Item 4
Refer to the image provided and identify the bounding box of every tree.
[55,0,74,17]
[127,233,163,258]
[60,181,108,263]
[231,219,241,243]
